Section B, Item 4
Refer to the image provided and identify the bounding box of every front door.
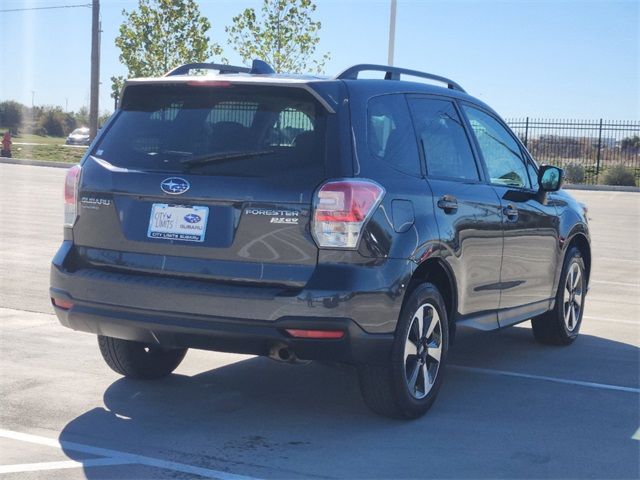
[462,105,559,325]
[408,96,504,330]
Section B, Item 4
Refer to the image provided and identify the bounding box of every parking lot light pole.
[89,0,100,140]
[388,0,397,66]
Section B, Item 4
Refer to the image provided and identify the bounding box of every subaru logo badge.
[160,177,190,195]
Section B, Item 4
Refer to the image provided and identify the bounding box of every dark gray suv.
[50,60,591,418]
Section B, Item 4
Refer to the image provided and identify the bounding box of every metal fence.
[505,118,640,184]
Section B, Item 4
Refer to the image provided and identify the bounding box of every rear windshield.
[92,83,326,177]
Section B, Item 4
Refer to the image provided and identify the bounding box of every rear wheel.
[98,336,187,379]
[531,246,586,345]
[358,283,449,419]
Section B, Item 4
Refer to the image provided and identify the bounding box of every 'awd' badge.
[245,208,300,225]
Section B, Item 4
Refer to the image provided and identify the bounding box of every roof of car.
[122,61,493,114]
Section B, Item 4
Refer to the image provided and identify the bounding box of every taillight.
[64,164,81,227]
[312,179,384,249]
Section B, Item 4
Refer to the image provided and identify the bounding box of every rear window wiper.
[180,150,275,168]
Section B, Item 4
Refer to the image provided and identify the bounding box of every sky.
[1,0,638,119]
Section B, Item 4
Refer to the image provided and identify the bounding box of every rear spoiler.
[119,74,338,114]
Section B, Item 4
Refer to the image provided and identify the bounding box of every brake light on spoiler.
[312,179,384,249]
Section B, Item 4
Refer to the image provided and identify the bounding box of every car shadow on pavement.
[58,326,639,479]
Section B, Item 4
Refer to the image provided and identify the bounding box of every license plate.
[147,204,209,242]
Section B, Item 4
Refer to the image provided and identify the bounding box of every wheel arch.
[566,232,591,288]
[404,258,457,330]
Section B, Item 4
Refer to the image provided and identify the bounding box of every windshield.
[91,83,326,177]
[72,128,89,135]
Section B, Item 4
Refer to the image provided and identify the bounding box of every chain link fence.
[505,118,640,184]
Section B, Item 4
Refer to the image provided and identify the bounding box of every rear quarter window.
[367,94,421,176]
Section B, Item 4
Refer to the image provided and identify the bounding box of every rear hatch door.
[73,82,329,288]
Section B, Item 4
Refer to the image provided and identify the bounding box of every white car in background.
[66,127,90,146]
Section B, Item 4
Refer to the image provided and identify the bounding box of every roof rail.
[335,64,466,93]
[165,59,275,77]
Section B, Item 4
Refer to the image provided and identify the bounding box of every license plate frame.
[147,203,209,243]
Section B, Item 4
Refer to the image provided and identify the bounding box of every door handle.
[503,204,518,221]
[437,195,458,214]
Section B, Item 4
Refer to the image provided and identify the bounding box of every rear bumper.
[50,242,411,365]
[52,301,392,365]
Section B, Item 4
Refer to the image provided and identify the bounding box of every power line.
[0,3,91,13]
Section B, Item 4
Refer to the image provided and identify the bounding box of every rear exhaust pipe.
[268,344,302,363]
[277,347,293,362]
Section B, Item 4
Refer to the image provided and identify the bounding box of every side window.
[206,101,258,127]
[407,98,480,181]
[463,106,531,188]
[267,107,315,146]
[367,95,421,176]
[526,159,539,190]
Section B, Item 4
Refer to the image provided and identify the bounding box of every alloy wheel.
[403,302,442,399]
[563,262,584,332]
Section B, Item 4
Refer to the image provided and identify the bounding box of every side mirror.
[538,165,564,192]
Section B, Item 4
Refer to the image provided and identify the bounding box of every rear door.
[74,83,334,288]
[407,96,503,330]
[461,105,559,324]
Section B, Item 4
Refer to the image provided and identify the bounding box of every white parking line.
[449,365,640,394]
[0,458,135,474]
[597,257,640,264]
[583,315,638,326]
[0,429,261,480]
[591,280,639,288]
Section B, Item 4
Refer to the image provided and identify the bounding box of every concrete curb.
[1,157,639,192]
[563,184,640,193]
[0,157,73,169]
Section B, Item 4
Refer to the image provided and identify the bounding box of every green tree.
[98,111,113,128]
[111,0,223,104]
[0,101,24,134]
[226,0,330,74]
[74,106,89,127]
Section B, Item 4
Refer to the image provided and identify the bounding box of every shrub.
[601,165,637,187]
[39,107,76,137]
[63,112,77,134]
[0,100,24,134]
[34,126,48,136]
[563,163,585,184]
[74,106,89,127]
[621,135,640,154]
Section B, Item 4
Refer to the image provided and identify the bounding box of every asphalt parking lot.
[0,162,638,479]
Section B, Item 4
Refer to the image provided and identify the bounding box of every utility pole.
[89,0,100,140]
[387,0,397,66]
[31,91,35,125]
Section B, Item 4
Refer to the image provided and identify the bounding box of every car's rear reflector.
[285,329,345,339]
[52,298,74,310]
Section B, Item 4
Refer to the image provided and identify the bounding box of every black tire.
[531,246,586,345]
[97,335,187,379]
[358,283,449,419]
